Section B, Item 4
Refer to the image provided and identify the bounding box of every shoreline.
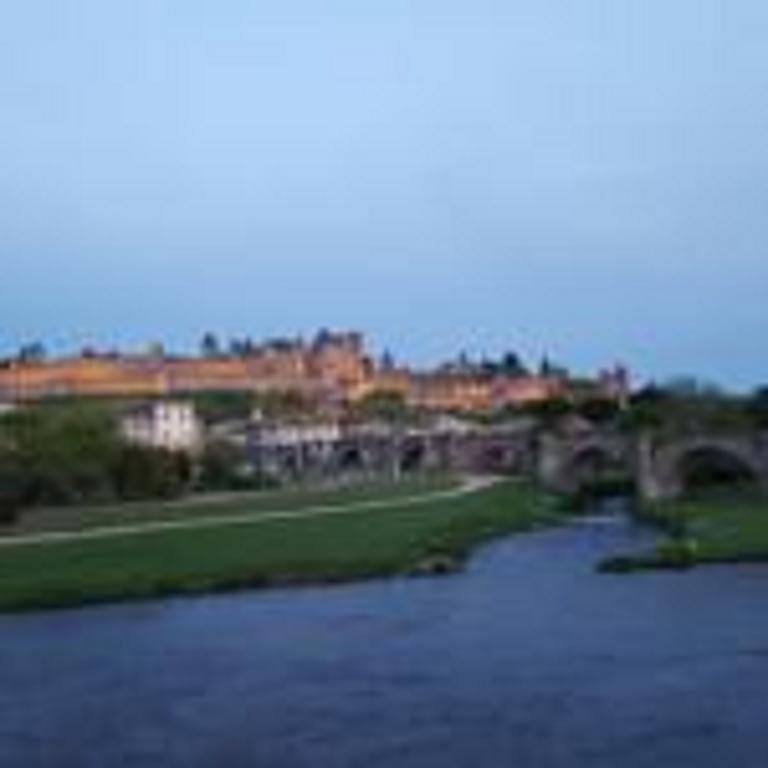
[598,494,768,573]
[0,480,567,615]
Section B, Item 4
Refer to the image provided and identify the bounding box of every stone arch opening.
[278,448,299,476]
[676,446,759,497]
[480,444,516,474]
[566,444,634,501]
[338,445,364,472]
[400,442,426,473]
[569,445,623,480]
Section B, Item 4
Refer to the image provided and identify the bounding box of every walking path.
[0,475,499,548]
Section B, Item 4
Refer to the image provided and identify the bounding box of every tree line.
[0,403,270,525]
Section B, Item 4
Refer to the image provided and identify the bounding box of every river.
[2,512,768,767]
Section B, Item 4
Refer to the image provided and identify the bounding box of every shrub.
[654,537,699,568]
[0,467,23,525]
[110,445,191,501]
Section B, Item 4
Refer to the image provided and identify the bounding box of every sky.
[1,1,766,389]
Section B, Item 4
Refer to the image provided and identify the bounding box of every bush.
[0,467,24,525]
[110,445,191,501]
[0,491,21,526]
[578,398,620,425]
[0,404,204,511]
[563,476,636,513]
[747,387,768,429]
[654,538,700,568]
[524,398,573,427]
[196,442,275,492]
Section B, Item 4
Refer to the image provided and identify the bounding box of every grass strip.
[1,475,453,536]
[599,494,768,572]
[0,481,563,613]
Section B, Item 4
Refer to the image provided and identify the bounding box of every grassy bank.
[1,475,453,537]
[0,480,564,613]
[599,493,768,572]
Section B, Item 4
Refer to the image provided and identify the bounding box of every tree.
[110,445,191,500]
[0,463,24,525]
[578,398,620,425]
[354,390,409,424]
[747,386,768,429]
[0,402,201,514]
[0,403,121,505]
[619,382,749,434]
[256,389,312,420]
[195,441,265,491]
[618,386,666,432]
[478,350,527,377]
[192,391,253,424]
[524,397,573,427]
[501,351,527,376]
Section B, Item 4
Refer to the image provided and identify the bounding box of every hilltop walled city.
[0,330,628,414]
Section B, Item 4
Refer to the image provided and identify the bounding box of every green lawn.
[600,492,768,571]
[2,475,453,537]
[652,494,768,562]
[0,481,563,613]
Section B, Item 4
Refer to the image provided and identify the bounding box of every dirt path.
[0,475,500,548]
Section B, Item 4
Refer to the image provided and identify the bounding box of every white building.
[121,400,203,453]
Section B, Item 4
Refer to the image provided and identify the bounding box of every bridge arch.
[476,441,522,474]
[662,439,763,497]
[400,440,426,473]
[337,444,365,472]
[560,440,632,493]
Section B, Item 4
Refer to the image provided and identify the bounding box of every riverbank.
[7,497,768,768]
[0,479,565,613]
[599,493,768,572]
[0,475,453,538]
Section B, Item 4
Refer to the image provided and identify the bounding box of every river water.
[2,514,768,767]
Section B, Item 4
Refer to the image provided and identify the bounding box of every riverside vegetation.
[0,480,566,613]
[3,381,768,609]
[599,491,768,572]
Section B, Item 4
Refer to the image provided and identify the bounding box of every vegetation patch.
[0,475,453,537]
[598,492,768,572]
[561,476,636,514]
[0,481,567,613]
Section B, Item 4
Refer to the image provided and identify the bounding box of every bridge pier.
[534,432,573,493]
[635,434,675,502]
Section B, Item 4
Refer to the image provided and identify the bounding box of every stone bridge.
[534,428,768,500]
[248,423,768,501]
[248,424,534,482]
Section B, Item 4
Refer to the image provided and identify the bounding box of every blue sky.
[1,1,766,388]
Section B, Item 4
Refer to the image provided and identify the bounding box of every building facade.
[121,401,203,453]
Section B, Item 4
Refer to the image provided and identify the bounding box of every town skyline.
[0,325,759,394]
[3,327,614,373]
[0,327,629,412]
